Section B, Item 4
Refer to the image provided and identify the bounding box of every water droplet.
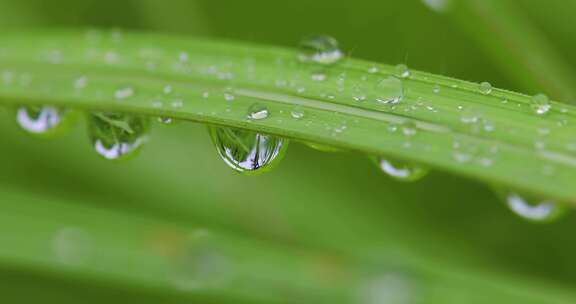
[305,142,341,152]
[375,157,428,182]
[421,0,450,12]
[247,104,269,120]
[357,273,416,304]
[52,226,92,267]
[531,93,551,115]
[223,93,235,101]
[179,52,189,62]
[479,82,492,94]
[432,85,440,94]
[209,127,288,174]
[311,72,327,81]
[157,116,178,125]
[401,121,417,137]
[171,232,234,291]
[291,109,305,119]
[395,64,411,78]
[16,105,72,136]
[502,191,565,222]
[114,86,135,100]
[375,77,404,105]
[89,112,150,160]
[74,76,88,90]
[163,85,173,95]
[460,108,481,124]
[368,66,379,74]
[298,35,342,65]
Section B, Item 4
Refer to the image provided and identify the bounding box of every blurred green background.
[1,0,576,303]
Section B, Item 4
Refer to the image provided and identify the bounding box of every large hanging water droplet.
[89,112,150,160]
[502,191,565,222]
[298,35,342,65]
[531,93,551,115]
[16,105,72,136]
[374,157,428,182]
[209,127,288,174]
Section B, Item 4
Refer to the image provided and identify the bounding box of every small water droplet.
[531,93,551,115]
[460,108,481,124]
[375,157,428,182]
[74,76,88,90]
[421,0,450,12]
[115,86,135,100]
[223,93,235,101]
[311,72,327,82]
[432,85,440,94]
[291,109,305,119]
[89,112,150,160]
[52,226,92,267]
[16,105,71,136]
[368,66,379,74]
[298,35,342,65]
[401,121,417,137]
[395,64,411,78]
[157,116,178,125]
[163,85,173,95]
[247,104,269,120]
[501,191,565,222]
[209,127,288,174]
[179,52,189,62]
[171,232,234,291]
[479,82,492,94]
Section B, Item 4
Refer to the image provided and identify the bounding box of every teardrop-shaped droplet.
[531,93,551,115]
[298,35,342,65]
[89,112,150,160]
[502,191,565,222]
[375,157,428,182]
[209,127,288,174]
[16,105,72,136]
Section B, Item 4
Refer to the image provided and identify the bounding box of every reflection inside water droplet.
[89,112,150,160]
[209,127,288,174]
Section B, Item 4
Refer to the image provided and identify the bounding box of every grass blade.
[0,29,574,204]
